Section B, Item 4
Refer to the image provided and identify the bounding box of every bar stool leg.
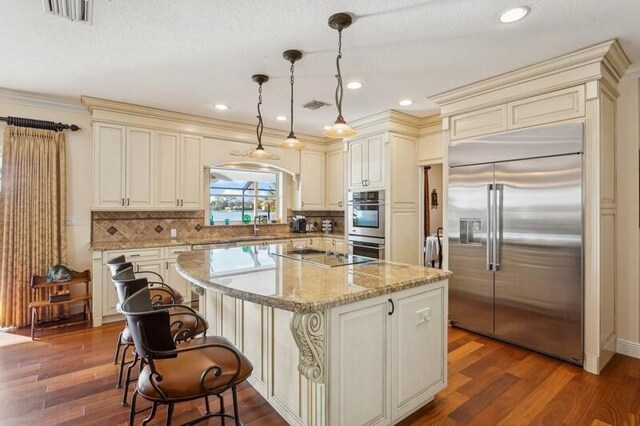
[113,331,123,364]
[232,385,240,426]
[166,403,174,426]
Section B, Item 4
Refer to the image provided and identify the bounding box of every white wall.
[0,93,93,271]
[615,78,640,355]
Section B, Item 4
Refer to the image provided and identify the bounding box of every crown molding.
[80,96,326,145]
[418,114,441,128]
[346,109,423,138]
[622,62,640,81]
[0,88,86,114]
[430,39,630,109]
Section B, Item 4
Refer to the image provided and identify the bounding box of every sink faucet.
[253,216,259,237]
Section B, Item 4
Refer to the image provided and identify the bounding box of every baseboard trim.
[616,338,640,359]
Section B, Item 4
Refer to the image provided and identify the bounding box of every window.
[208,167,280,225]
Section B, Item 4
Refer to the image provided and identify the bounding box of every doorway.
[423,164,443,268]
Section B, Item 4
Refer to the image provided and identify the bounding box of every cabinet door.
[179,134,203,209]
[94,123,126,208]
[102,265,120,317]
[165,259,192,304]
[329,295,392,426]
[126,127,154,208]
[391,286,445,422]
[300,151,325,209]
[366,135,385,188]
[326,150,345,209]
[156,131,180,208]
[348,139,366,189]
[133,260,165,284]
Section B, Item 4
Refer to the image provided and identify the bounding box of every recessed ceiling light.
[214,104,228,110]
[323,126,331,130]
[499,6,529,23]
[276,116,287,121]
[347,81,362,90]
[399,99,413,106]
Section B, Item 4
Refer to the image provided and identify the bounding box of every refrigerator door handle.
[486,184,493,271]
[494,183,503,271]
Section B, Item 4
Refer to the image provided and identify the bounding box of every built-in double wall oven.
[347,190,385,259]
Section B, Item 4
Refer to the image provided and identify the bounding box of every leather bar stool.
[106,255,185,394]
[120,286,252,426]
[111,268,207,406]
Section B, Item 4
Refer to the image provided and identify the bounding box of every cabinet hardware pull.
[388,299,395,316]
[121,198,125,206]
[126,198,130,206]
[130,254,140,257]
[136,265,140,272]
[301,201,305,208]
[165,262,168,270]
[176,199,179,206]
[180,199,184,207]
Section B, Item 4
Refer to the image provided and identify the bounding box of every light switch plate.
[65,215,82,226]
[170,229,177,238]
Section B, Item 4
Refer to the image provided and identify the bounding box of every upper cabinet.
[348,134,385,190]
[93,123,202,210]
[300,151,325,209]
[93,123,153,208]
[156,133,203,209]
[325,149,345,209]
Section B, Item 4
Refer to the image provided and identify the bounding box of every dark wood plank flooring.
[2,322,639,425]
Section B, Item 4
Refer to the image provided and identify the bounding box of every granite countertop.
[176,244,451,313]
[90,232,340,251]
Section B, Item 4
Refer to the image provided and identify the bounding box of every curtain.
[0,126,67,328]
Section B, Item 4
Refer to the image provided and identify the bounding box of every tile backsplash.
[91,209,345,244]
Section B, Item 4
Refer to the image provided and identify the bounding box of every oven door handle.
[348,243,385,250]
[347,202,385,207]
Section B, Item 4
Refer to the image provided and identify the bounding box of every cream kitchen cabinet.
[329,282,447,425]
[94,246,193,325]
[93,124,154,208]
[323,237,346,254]
[300,151,325,209]
[325,149,346,209]
[156,132,203,209]
[348,134,385,190]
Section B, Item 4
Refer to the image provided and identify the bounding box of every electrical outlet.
[170,229,177,238]
[416,307,431,325]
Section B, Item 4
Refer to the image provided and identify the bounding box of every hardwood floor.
[400,327,640,426]
[1,322,639,425]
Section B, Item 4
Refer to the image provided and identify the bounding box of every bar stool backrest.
[106,255,127,277]
[121,289,178,359]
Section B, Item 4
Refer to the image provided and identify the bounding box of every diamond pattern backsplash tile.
[91,209,344,244]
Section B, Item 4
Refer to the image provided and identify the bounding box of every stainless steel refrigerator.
[448,122,583,364]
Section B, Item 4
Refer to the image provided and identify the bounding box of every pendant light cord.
[334,29,344,120]
[256,83,264,149]
[289,62,295,136]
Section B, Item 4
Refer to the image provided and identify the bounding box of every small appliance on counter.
[292,215,307,233]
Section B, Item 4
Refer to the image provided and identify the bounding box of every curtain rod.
[0,116,80,132]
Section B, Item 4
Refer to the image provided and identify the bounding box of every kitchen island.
[177,243,451,426]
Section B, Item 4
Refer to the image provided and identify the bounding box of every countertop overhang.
[176,243,451,313]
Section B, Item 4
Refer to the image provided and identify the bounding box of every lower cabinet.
[329,283,447,425]
[199,279,447,426]
[95,246,192,323]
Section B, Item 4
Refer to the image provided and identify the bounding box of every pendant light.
[249,74,272,160]
[323,13,358,139]
[279,49,304,150]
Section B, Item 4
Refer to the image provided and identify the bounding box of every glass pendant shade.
[323,117,357,138]
[279,132,304,149]
[248,146,270,159]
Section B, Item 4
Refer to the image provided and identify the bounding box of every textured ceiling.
[1,0,639,136]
